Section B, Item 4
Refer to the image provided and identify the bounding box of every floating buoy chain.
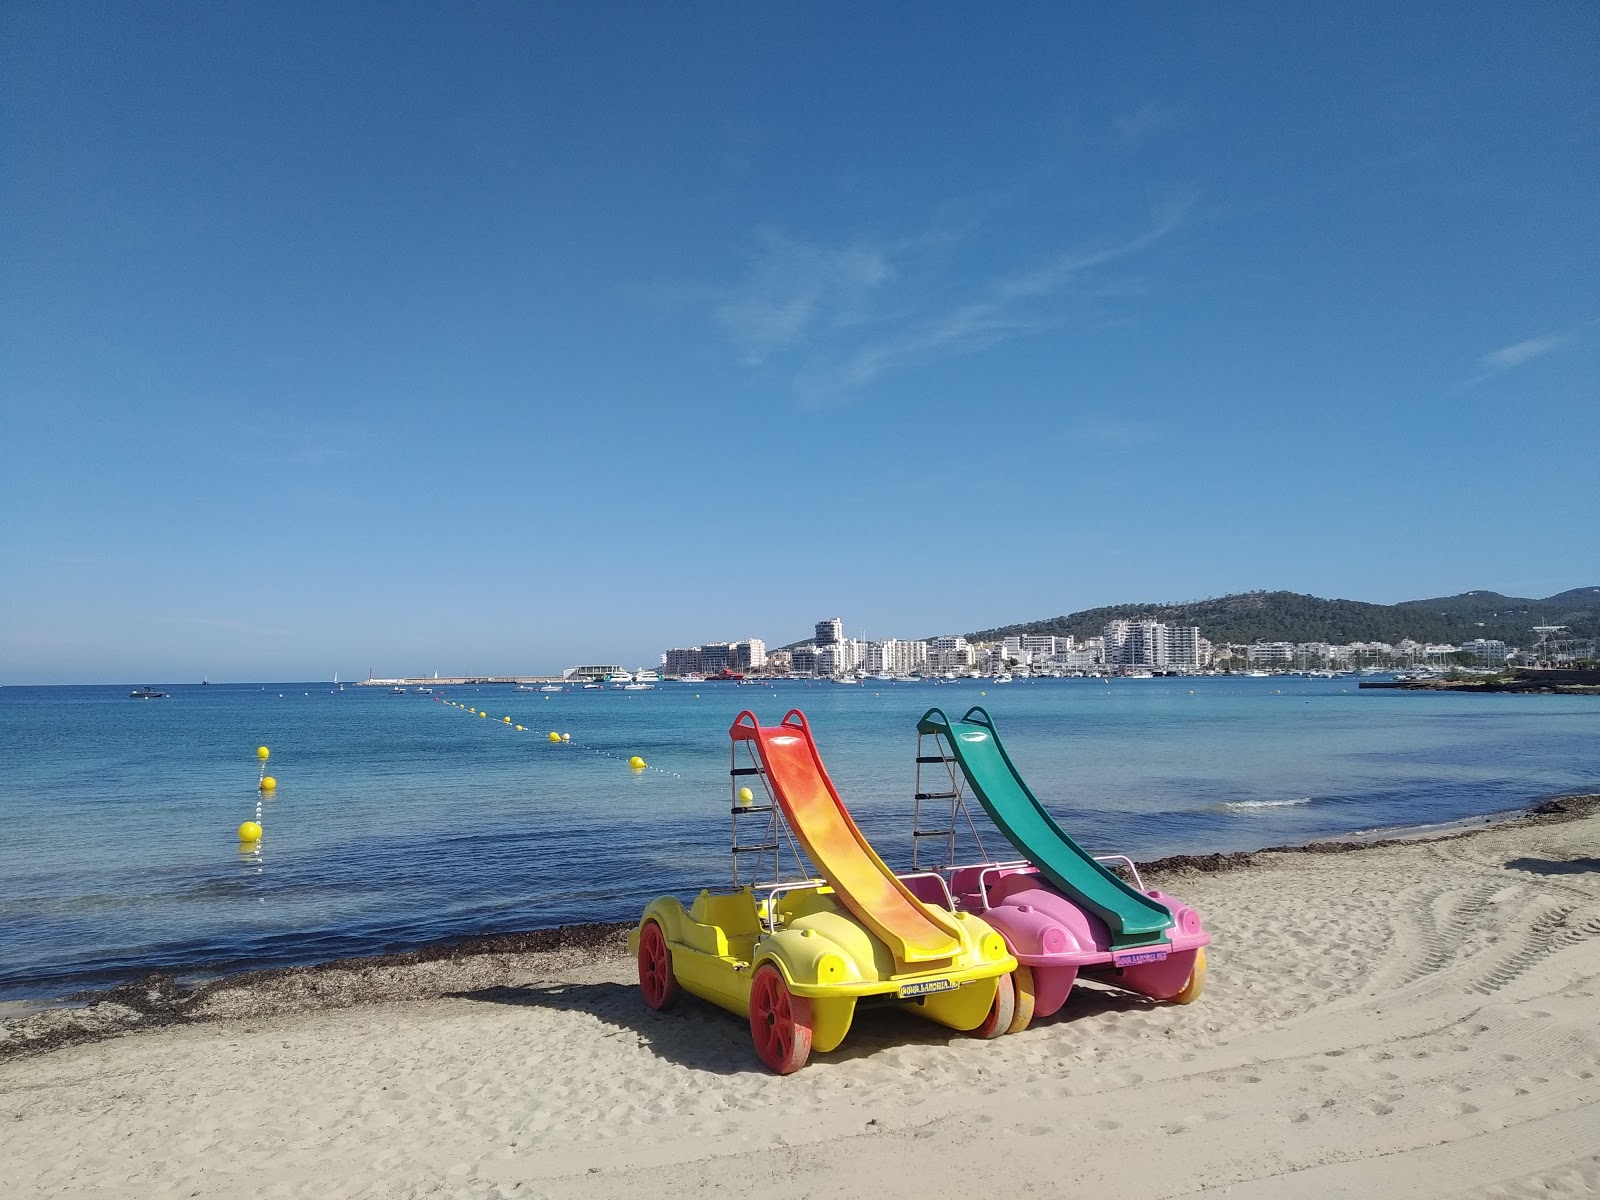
[239,745,271,843]
[427,694,684,778]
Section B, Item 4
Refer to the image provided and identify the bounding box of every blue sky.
[2,3,1596,683]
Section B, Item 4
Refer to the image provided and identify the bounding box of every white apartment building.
[865,638,928,675]
[1052,647,1101,671]
[1105,619,1170,667]
[1247,642,1296,665]
[814,617,843,646]
[928,635,976,674]
[1022,635,1060,661]
[1462,638,1510,663]
[815,638,867,677]
[1103,620,1129,663]
[1168,626,1202,670]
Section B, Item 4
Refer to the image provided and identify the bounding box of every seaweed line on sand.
[4,793,1597,1062]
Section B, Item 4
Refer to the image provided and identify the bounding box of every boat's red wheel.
[970,970,1016,1039]
[748,963,813,1074]
[637,921,680,1011]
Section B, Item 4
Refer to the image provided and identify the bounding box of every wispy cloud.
[1479,333,1569,373]
[702,195,1192,401]
[1462,322,1591,386]
[715,231,893,365]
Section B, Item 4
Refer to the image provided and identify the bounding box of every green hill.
[966,588,1600,648]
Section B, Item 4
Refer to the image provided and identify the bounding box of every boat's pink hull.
[948,865,1209,1016]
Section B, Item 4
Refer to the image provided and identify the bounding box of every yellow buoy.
[515,725,524,732]
[503,716,512,723]
[628,755,647,769]
[737,786,754,806]
[256,746,270,761]
[259,776,277,791]
[238,820,262,841]
[480,711,487,718]
[548,731,561,742]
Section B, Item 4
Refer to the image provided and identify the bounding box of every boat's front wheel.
[749,963,813,1074]
[637,921,681,1011]
[970,971,1016,1039]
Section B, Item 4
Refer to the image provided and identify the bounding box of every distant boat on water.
[130,686,165,699]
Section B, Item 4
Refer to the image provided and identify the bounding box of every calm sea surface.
[2,677,1596,1002]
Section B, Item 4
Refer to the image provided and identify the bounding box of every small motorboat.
[130,686,165,699]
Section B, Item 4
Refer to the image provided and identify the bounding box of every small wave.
[1221,797,1313,811]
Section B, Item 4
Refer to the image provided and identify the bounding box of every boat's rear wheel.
[1006,965,1036,1035]
[637,921,681,1011]
[970,971,1016,1039]
[749,963,813,1074]
[1172,947,1207,1005]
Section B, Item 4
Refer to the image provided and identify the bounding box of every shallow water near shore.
[2,676,1595,1002]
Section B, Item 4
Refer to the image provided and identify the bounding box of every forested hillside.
[967,588,1600,647]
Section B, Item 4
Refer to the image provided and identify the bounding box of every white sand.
[3,811,1599,1199]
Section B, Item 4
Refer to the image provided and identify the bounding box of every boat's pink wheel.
[748,963,813,1074]
[637,921,680,1011]
[971,970,1016,1039]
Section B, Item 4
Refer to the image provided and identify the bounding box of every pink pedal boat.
[904,708,1210,1033]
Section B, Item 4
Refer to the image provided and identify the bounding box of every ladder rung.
[915,755,954,763]
[732,843,779,854]
[730,767,766,776]
[915,792,959,801]
[731,805,774,815]
[913,828,953,837]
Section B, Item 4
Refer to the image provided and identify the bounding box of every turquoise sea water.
[1,677,1596,1002]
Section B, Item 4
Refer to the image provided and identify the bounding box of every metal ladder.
[911,727,991,871]
[728,735,810,889]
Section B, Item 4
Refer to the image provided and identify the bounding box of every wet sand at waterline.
[3,800,1599,1198]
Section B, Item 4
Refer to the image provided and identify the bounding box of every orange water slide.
[730,710,962,965]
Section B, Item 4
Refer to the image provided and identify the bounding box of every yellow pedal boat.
[629,709,1017,1073]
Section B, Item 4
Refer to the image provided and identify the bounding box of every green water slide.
[917,707,1173,949]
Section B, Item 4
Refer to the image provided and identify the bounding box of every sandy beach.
[4,801,1599,1199]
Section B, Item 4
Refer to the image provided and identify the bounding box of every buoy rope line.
[431,695,686,779]
[238,745,273,845]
